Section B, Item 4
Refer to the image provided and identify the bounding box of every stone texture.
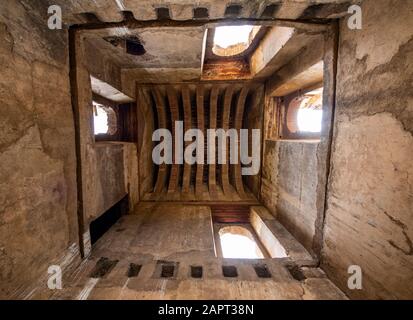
[261,140,321,255]
[0,0,78,298]
[29,204,346,300]
[321,0,413,300]
[277,141,320,253]
[1,0,411,301]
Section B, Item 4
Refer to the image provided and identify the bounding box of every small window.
[272,86,323,140]
[295,88,323,133]
[212,25,261,57]
[93,101,117,136]
[218,226,264,259]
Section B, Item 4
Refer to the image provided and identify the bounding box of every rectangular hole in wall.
[225,4,242,17]
[161,264,175,278]
[191,266,203,278]
[156,7,171,20]
[286,264,306,281]
[90,196,129,245]
[127,263,142,278]
[261,4,280,18]
[222,265,238,278]
[89,257,118,278]
[254,264,272,278]
[193,7,209,19]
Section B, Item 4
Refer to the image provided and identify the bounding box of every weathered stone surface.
[41,0,357,25]
[1,0,411,301]
[261,140,321,255]
[29,204,346,300]
[321,0,413,299]
[0,0,78,298]
[277,141,319,253]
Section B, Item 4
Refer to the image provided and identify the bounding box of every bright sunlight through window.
[297,88,323,133]
[93,102,109,135]
[219,226,264,259]
[213,25,254,49]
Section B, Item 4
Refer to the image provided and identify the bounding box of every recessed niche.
[222,265,238,278]
[287,264,306,281]
[126,37,146,56]
[224,4,243,17]
[89,257,118,279]
[127,263,142,278]
[254,264,272,278]
[161,264,175,278]
[156,7,171,20]
[191,266,203,278]
[194,7,209,19]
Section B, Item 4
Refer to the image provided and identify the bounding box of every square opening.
[261,4,280,18]
[191,266,203,278]
[254,264,272,278]
[193,7,209,19]
[222,265,238,278]
[127,263,142,278]
[225,4,242,17]
[161,264,175,278]
[156,7,170,20]
[89,257,118,279]
[286,265,306,281]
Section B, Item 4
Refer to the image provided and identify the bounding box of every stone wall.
[321,0,413,299]
[259,30,328,257]
[261,140,320,255]
[91,142,139,221]
[74,31,140,254]
[0,1,78,298]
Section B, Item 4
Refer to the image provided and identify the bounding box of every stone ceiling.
[63,0,359,85]
[84,27,205,69]
[38,0,359,25]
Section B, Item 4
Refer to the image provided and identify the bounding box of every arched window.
[296,88,323,133]
[285,87,323,135]
[218,226,264,259]
[213,25,261,57]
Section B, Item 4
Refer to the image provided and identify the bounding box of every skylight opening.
[214,25,254,49]
[212,25,260,57]
[219,226,264,259]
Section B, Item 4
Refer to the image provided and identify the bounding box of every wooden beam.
[195,85,205,196]
[221,86,234,195]
[167,86,180,194]
[181,86,192,193]
[233,86,250,198]
[208,86,219,198]
[152,88,168,194]
[74,18,329,33]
